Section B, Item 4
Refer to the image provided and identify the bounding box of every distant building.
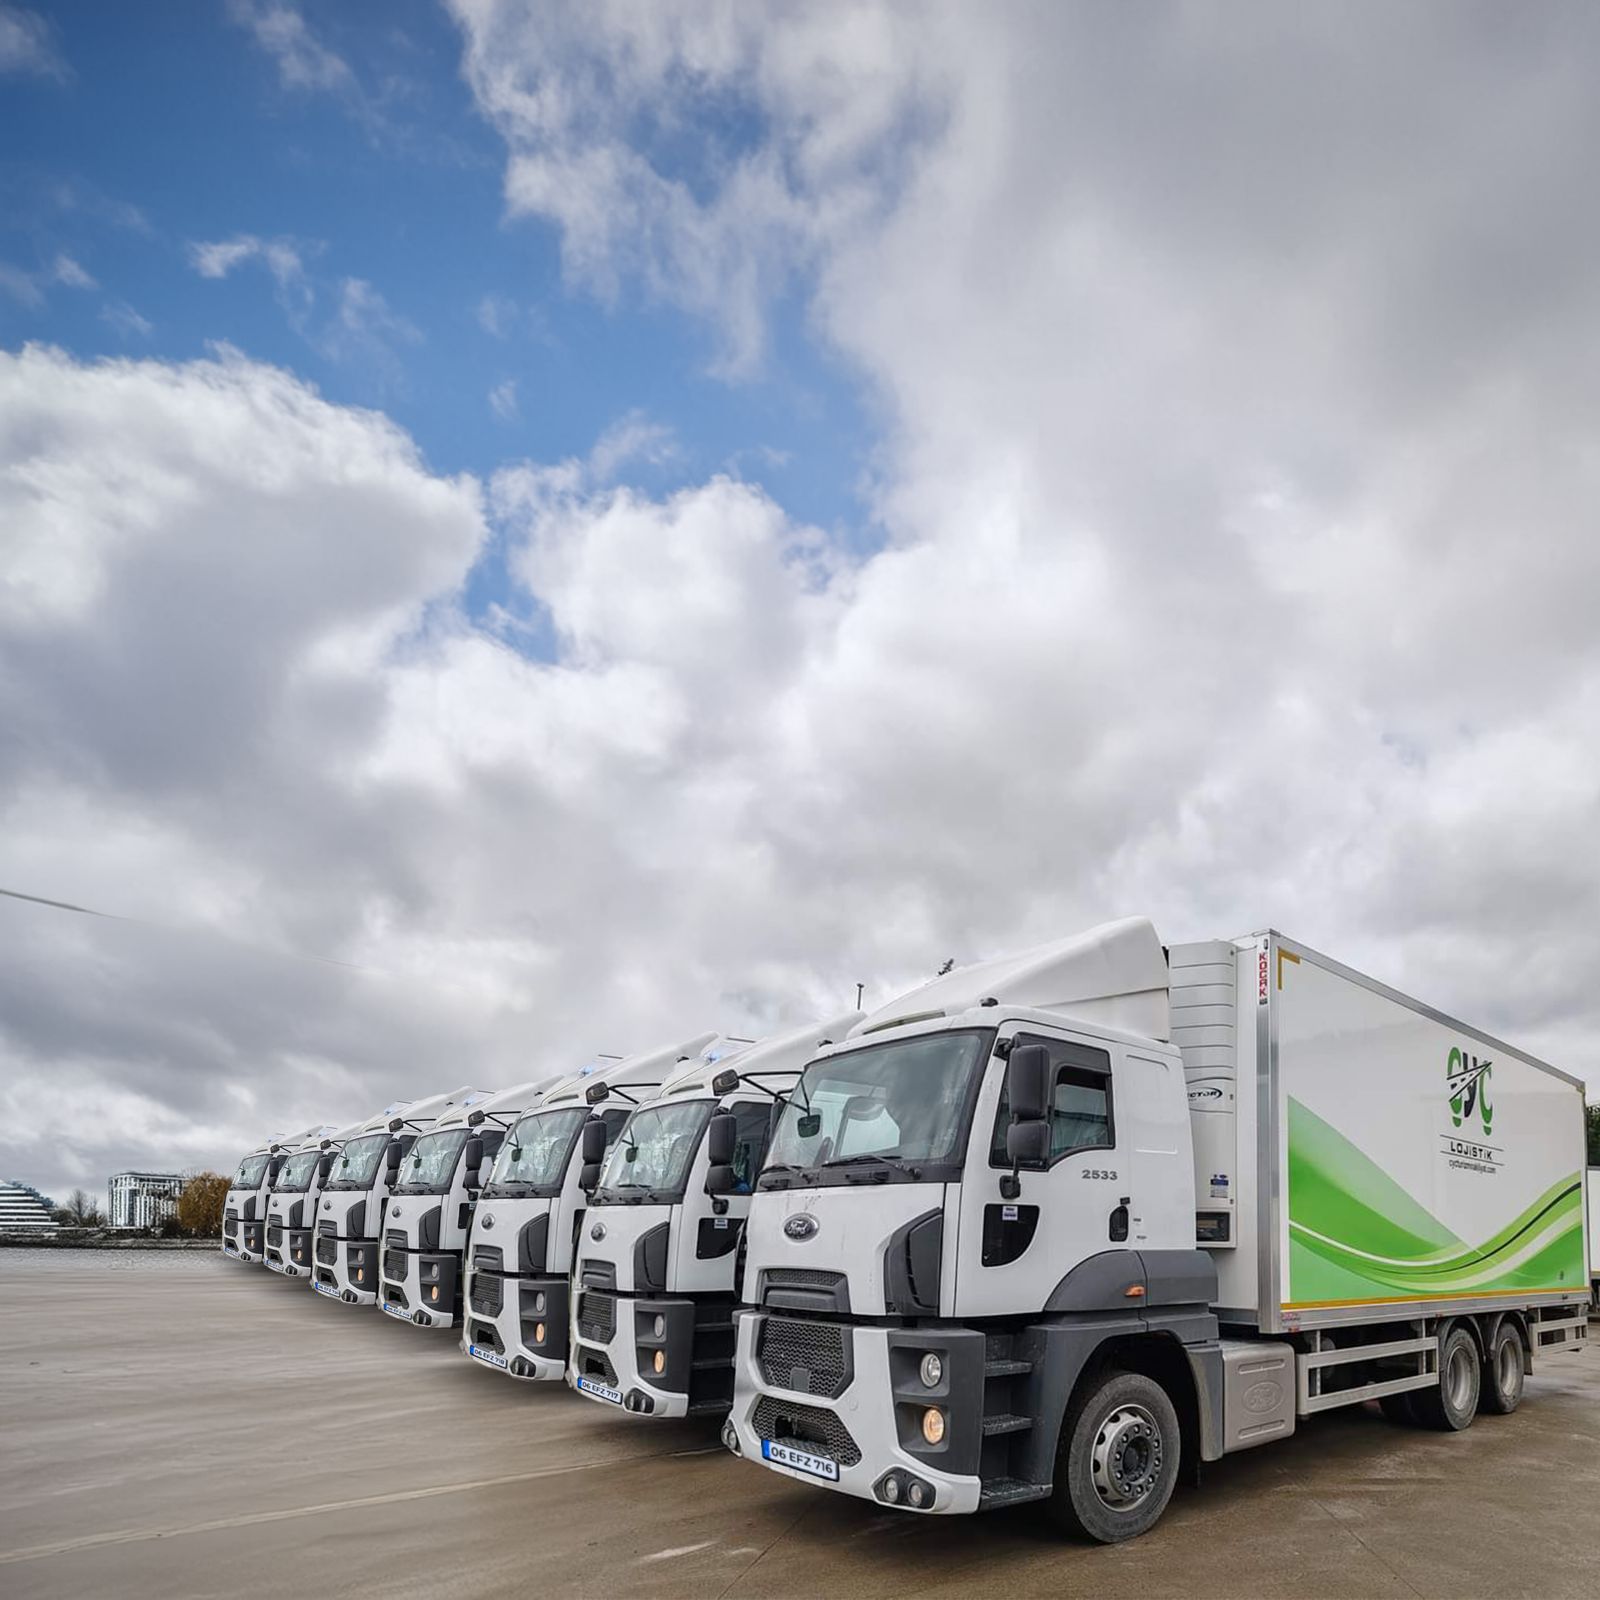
[0,1181,59,1233]
[108,1172,186,1231]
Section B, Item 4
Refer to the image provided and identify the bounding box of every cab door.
[952,1024,1127,1318]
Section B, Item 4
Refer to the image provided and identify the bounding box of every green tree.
[176,1171,230,1237]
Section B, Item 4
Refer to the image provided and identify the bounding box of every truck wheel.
[1411,1326,1480,1431]
[1047,1369,1181,1544]
[1478,1322,1524,1415]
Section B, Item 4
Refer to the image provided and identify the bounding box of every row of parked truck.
[223,919,1599,1541]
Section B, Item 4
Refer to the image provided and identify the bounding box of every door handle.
[1108,1199,1130,1243]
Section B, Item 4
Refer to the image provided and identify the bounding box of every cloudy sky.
[3,2,1597,1203]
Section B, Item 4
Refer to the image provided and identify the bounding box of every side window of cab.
[730,1101,776,1193]
[989,1033,1115,1166]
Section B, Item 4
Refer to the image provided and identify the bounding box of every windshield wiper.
[819,1152,920,1177]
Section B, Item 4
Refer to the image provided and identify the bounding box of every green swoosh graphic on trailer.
[1286,1098,1584,1304]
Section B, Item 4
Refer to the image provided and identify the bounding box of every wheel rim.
[1090,1402,1164,1512]
[1445,1342,1475,1411]
[1496,1336,1520,1395]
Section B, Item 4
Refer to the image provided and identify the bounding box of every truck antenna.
[855,981,864,1008]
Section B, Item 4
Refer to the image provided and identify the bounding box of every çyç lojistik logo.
[1446,1045,1493,1137]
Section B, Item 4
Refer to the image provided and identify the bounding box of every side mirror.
[796,1111,821,1139]
[579,1161,602,1191]
[706,1111,737,1167]
[463,1135,485,1187]
[1006,1044,1051,1122]
[385,1139,403,1174]
[1006,1119,1051,1166]
[316,1153,334,1185]
[580,1119,609,1164]
[705,1163,736,1196]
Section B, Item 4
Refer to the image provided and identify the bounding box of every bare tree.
[52,1189,105,1227]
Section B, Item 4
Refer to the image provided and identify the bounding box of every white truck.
[568,1013,863,1417]
[380,1083,550,1329]
[1589,1166,1599,1307]
[726,920,1590,1542]
[311,1090,479,1307]
[262,1123,346,1278]
[222,1137,282,1262]
[460,1034,717,1380]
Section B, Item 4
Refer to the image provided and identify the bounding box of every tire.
[1377,1390,1418,1426]
[1047,1369,1181,1544]
[1478,1321,1525,1415]
[1411,1325,1480,1431]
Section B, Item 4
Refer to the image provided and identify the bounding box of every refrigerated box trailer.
[727,921,1590,1542]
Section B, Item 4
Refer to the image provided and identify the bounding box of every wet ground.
[2,1249,1597,1599]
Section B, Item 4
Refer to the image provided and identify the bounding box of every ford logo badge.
[784,1214,818,1241]
[391,1206,401,1218]
[481,1213,494,1230]
[591,1222,607,1241]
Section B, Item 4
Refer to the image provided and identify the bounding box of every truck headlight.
[653,1314,666,1338]
[534,1322,546,1344]
[653,1350,666,1375]
[533,1291,546,1314]
[921,1407,945,1445]
[919,1352,942,1388]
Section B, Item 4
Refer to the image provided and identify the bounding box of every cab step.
[977,1477,1051,1511]
[980,1413,1033,1437]
[983,1358,1032,1379]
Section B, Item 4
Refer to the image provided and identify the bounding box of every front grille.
[383,1229,407,1285]
[472,1244,504,1273]
[223,1210,239,1238]
[469,1273,504,1317]
[764,1268,846,1291]
[576,1290,616,1343]
[266,1220,284,1250]
[576,1345,618,1386]
[756,1317,850,1399]
[315,1233,338,1267]
[751,1396,861,1467]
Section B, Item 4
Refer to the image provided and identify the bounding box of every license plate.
[762,1439,840,1481]
[223,1246,239,1257]
[468,1343,508,1369]
[382,1302,410,1321]
[313,1281,340,1298]
[577,1376,622,1405]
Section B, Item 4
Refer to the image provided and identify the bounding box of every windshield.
[597,1098,713,1200]
[765,1030,990,1174]
[486,1108,587,1193]
[395,1128,467,1194]
[232,1153,270,1190]
[273,1150,322,1192]
[327,1131,387,1190]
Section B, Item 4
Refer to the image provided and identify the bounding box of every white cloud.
[588,410,677,481]
[488,377,518,420]
[0,262,43,306]
[99,301,153,338]
[477,293,517,338]
[52,254,95,289]
[0,3,67,79]
[226,0,351,93]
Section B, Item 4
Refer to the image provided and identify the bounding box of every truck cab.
[312,1089,478,1307]
[460,1033,716,1380]
[380,1083,547,1329]
[568,1012,862,1418]
[726,921,1214,1523]
[221,1134,289,1262]
[263,1124,345,1277]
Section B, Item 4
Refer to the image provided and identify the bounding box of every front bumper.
[727,1312,984,1515]
[380,1250,460,1328]
[461,1271,570,1380]
[265,1227,317,1278]
[312,1238,379,1305]
[568,1291,699,1418]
